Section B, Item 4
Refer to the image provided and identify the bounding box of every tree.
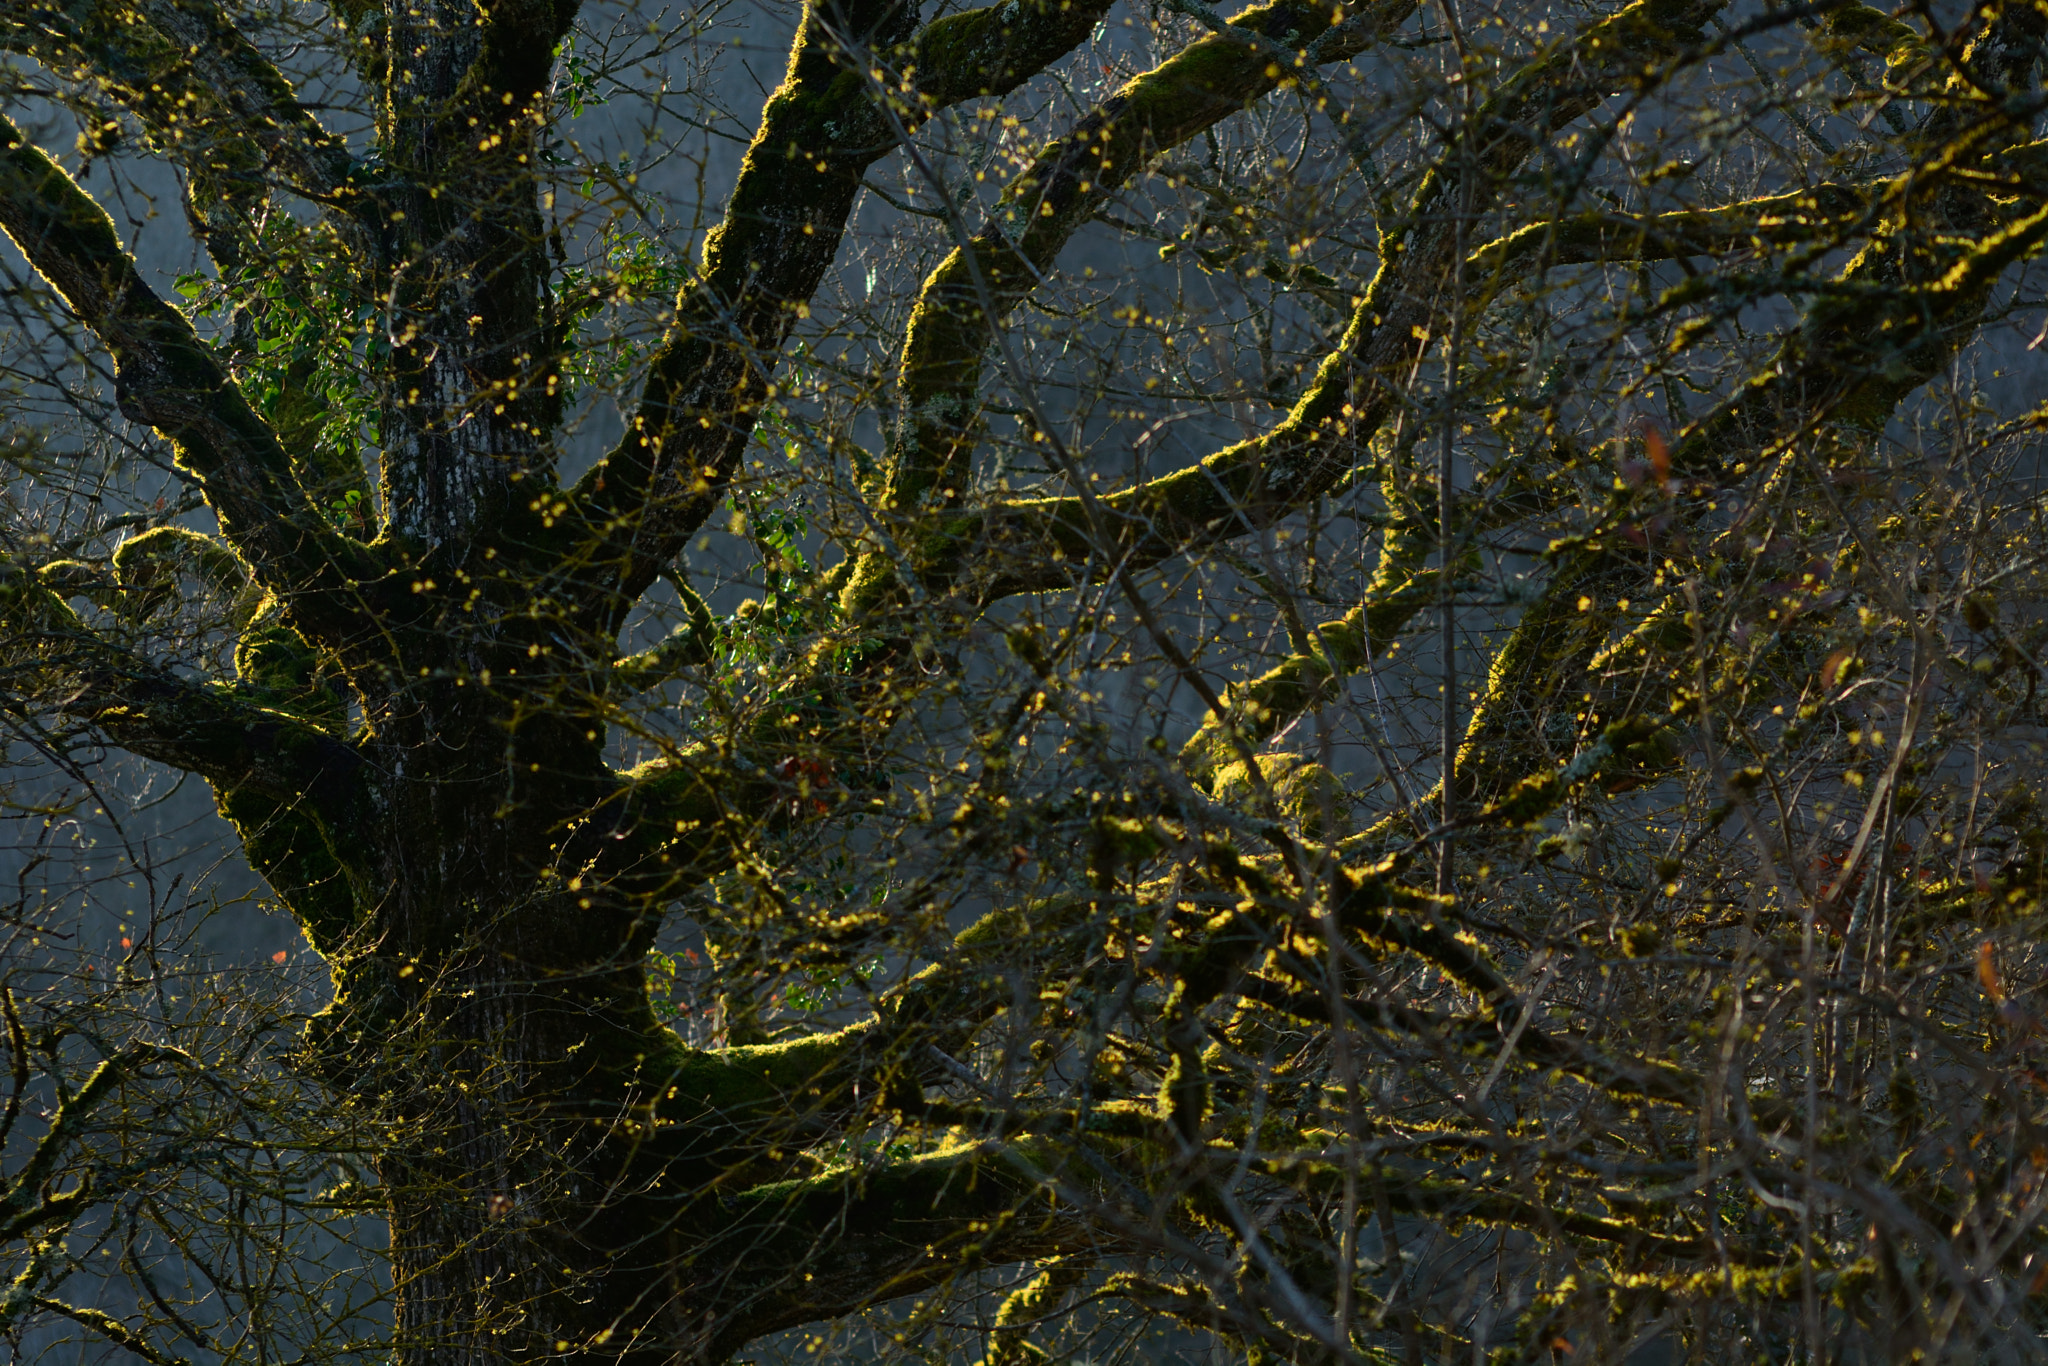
[5,0,2048,1356]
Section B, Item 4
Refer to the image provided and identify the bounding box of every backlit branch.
[554,0,1117,628]
[927,0,1737,604]
[5,0,359,272]
[1429,150,2048,839]
[9,0,353,200]
[684,1142,1088,1361]
[0,114,383,637]
[0,560,364,822]
[873,0,1421,520]
[1465,181,1878,278]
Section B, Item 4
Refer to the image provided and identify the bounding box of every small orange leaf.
[272,950,288,964]
[1980,942,2006,1003]
[1644,426,1670,488]
[119,937,131,950]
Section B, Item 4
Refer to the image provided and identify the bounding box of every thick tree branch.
[1177,438,1580,783]
[598,897,1101,1186]
[1180,178,1886,800]
[569,749,782,899]
[608,578,716,692]
[685,1141,1087,1361]
[1,561,365,820]
[464,0,582,117]
[364,0,587,551]
[1426,87,2048,831]
[0,115,383,637]
[6,0,354,206]
[3,0,362,297]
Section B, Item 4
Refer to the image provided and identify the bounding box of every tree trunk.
[300,695,683,1364]
[377,947,692,1365]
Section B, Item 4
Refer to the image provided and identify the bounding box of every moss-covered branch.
[1411,38,2048,847]
[28,1298,195,1366]
[875,0,1420,519]
[7,0,358,260]
[559,0,1118,625]
[0,554,366,837]
[1268,1155,1720,1260]
[0,1039,192,1243]
[0,114,381,637]
[929,0,1735,604]
[1179,436,1574,785]
[608,579,716,692]
[681,1139,1088,1360]
[1465,181,1877,279]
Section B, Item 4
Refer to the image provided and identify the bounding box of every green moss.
[1820,3,1923,58]
[987,1260,1089,1366]
[911,6,1005,78]
[215,786,358,955]
[951,895,1089,953]
[1212,753,1352,837]
[1182,565,1440,785]
[299,956,402,1088]
[1110,20,1276,139]
[1090,813,1166,868]
[110,526,258,624]
[34,559,111,612]
[1156,1044,1209,1140]
[883,0,1397,519]
[645,1025,866,1133]
[232,597,345,731]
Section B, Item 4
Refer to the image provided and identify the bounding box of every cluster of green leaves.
[177,237,380,484]
[550,222,692,402]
